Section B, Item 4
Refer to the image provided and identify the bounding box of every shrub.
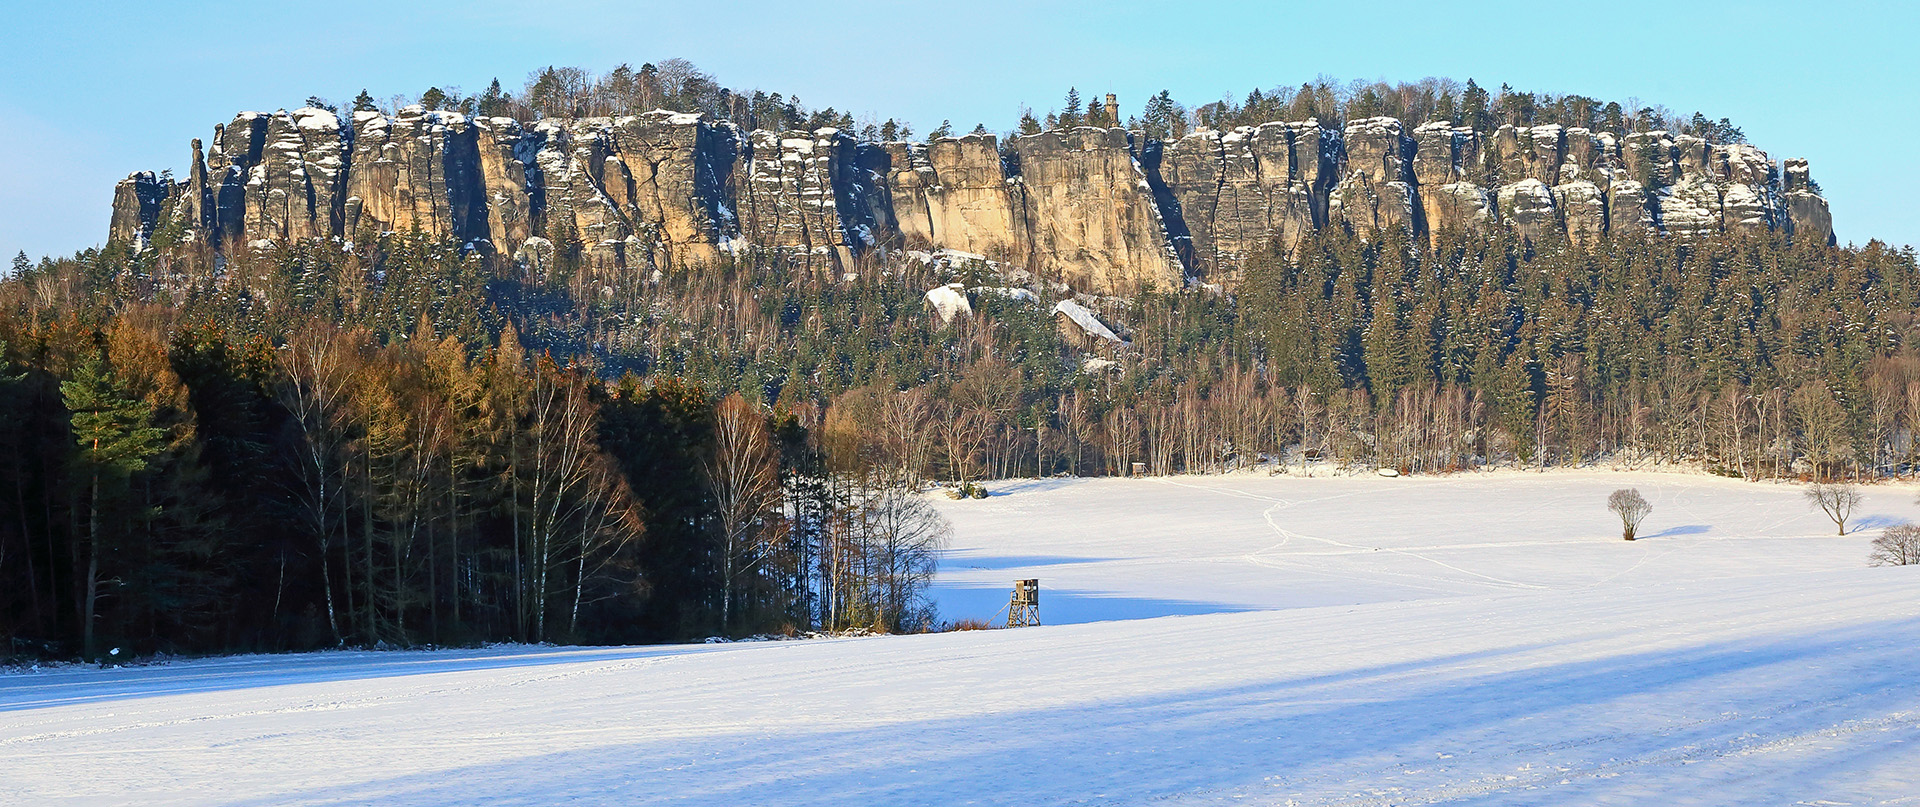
[1870,524,1920,566]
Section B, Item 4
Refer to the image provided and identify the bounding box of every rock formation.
[112,103,1835,294]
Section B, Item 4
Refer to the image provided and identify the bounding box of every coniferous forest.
[5,66,1920,661]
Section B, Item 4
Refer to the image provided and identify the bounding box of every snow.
[973,286,1037,303]
[1052,299,1124,344]
[292,108,339,131]
[924,283,971,323]
[5,472,1918,805]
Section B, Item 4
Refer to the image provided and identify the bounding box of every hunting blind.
[1008,579,1040,627]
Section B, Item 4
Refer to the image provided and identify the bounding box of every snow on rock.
[972,286,1036,303]
[292,107,340,131]
[925,282,971,324]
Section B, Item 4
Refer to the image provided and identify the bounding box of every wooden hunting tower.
[1008,579,1040,627]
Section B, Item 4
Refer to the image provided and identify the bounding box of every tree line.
[0,258,950,659]
[304,58,1743,153]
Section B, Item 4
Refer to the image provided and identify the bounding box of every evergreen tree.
[1018,110,1042,135]
[926,120,953,142]
[1462,80,1491,130]
[61,356,166,659]
[1058,88,1083,128]
[477,79,508,117]
[420,87,448,111]
[1602,101,1626,134]
[1139,90,1181,139]
[352,90,378,113]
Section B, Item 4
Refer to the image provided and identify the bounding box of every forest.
[6,215,1918,661]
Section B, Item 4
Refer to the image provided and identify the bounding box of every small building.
[1052,299,1126,351]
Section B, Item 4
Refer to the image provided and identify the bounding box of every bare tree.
[276,320,366,644]
[1870,524,1920,566]
[863,483,950,632]
[1804,482,1863,535]
[935,400,990,490]
[704,392,780,631]
[877,388,931,486]
[1607,488,1652,541]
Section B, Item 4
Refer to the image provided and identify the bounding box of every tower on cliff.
[1104,94,1119,127]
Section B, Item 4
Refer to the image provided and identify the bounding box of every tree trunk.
[82,469,99,660]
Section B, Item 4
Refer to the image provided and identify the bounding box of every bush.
[1608,488,1651,540]
[1870,524,1920,566]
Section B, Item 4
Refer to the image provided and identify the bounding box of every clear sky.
[3,0,1916,261]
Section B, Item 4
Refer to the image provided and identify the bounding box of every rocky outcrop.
[1330,117,1419,236]
[887,135,1027,260]
[1154,121,1333,277]
[107,171,172,249]
[111,103,1837,294]
[734,127,890,269]
[1412,122,1492,236]
[1010,128,1183,293]
[1782,159,1834,246]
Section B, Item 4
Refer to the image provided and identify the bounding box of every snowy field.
[5,471,1919,805]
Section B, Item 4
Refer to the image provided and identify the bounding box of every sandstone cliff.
[112,105,1833,294]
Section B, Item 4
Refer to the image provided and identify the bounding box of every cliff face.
[1153,120,1333,281]
[111,105,1834,294]
[1011,128,1183,293]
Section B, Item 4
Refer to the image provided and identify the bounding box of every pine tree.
[61,356,166,660]
[1058,88,1083,128]
[352,90,378,113]
[420,87,447,111]
[926,120,953,142]
[1140,90,1180,140]
[10,250,28,278]
[1018,110,1042,135]
[1602,102,1625,134]
[1462,80,1491,131]
[477,79,508,117]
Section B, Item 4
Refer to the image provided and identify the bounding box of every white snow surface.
[5,471,1919,805]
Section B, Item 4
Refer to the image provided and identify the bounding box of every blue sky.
[3,0,1916,260]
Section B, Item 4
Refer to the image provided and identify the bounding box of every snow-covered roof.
[1052,300,1123,344]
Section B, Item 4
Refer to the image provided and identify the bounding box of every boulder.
[925,283,972,324]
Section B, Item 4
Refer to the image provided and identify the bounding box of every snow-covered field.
[5,471,1918,805]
